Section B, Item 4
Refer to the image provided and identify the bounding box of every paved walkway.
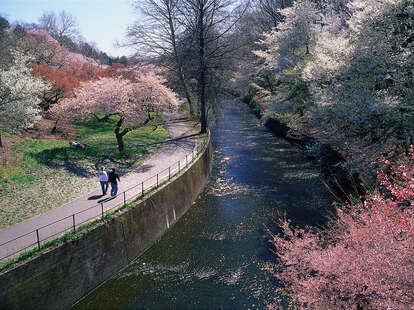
[0,113,198,260]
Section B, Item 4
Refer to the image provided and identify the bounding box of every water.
[73,101,332,309]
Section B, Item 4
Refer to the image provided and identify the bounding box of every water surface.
[73,101,332,309]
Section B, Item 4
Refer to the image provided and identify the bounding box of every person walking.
[108,168,120,196]
[99,166,108,195]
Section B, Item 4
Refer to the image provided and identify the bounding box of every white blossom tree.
[0,51,51,146]
[254,0,414,172]
[254,0,320,70]
[302,0,414,166]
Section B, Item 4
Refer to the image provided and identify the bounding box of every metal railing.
[0,133,209,262]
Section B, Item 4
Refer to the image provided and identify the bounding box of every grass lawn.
[0,116,168,229]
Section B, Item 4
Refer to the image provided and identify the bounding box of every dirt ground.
[23,119,79,140]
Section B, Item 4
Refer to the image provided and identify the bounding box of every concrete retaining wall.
[0,137,213,310]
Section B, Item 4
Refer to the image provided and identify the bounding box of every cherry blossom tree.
[254,0,320,70]
[19,29,95,67]
[133,67,178,117]
[19,29,69,66]
[302,0,414,172]
[270,148,414,309]
[49,75,178,153]
[253,0,414,175]
[0,51,51,146]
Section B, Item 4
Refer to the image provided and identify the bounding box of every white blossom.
[0,51,51,132]
[253,0,320,70]
[304,0,414,138]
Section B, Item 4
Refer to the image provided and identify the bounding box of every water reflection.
[73,101,332,309]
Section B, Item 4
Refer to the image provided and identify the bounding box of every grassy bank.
[0,116,168,229]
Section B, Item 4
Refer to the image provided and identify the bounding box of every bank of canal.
[73,100,333,309]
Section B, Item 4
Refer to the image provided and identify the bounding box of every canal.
[73,100,332,309]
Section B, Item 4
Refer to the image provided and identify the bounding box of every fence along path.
[0,113,202,261]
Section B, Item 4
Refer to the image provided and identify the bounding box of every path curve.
[0,113,197,260]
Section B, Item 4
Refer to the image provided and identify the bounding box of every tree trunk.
[93,113,117,122]
[116,132,125,153]
[198,1,208,134]
[180,70,195,118]
[114,117,129,154]
[51,120,58,134]
[167,5,195,118]
[99,114,110,122]
[0,133,2,148]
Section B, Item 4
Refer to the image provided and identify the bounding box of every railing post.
[72,214,76,232]
[186,155,188,167]
[157,173,159,187]
[178,161,180,173]
[36,229,40,250]
[168,167,171,180]
[123,192,126,207]
[142,182,144,196]
[101,203,104,219]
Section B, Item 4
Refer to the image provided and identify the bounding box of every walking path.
[0,113,198,260]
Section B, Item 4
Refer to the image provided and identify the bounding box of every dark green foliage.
[59,35,79,52]
[254,69,278,93]
[248,98,262,117]
[12,25,26,39]
[0,16,9,36]
[288,73,312,116]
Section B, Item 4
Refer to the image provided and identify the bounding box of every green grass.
[279,118,290,125]
[0,116,168,229]
[178,102,189,114]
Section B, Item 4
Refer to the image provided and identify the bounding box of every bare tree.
[127,0,249,131]
[38,11,56,33]
[179,0,250,133]
[127,0,196,117]
[253,0,292,31]
[39,10,80,43]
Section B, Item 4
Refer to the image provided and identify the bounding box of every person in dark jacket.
[108,168,120,196]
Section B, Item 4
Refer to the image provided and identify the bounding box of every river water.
[73,101,332,309]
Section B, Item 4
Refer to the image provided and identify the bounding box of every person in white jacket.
[99,166,108,195]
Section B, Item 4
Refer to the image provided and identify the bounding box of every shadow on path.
[135,133,200,147]
[133,164,154,173]
[97,196,117,203]
[88,195,104,200]
[164,117,194,125]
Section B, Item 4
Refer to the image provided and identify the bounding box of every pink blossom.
[271,148,414,309]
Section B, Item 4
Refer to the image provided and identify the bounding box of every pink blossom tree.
[133,68,178,117]
[21,29,69,66]
[22,29,96,67]
[50,76,177,153]
[271,149,414,309]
